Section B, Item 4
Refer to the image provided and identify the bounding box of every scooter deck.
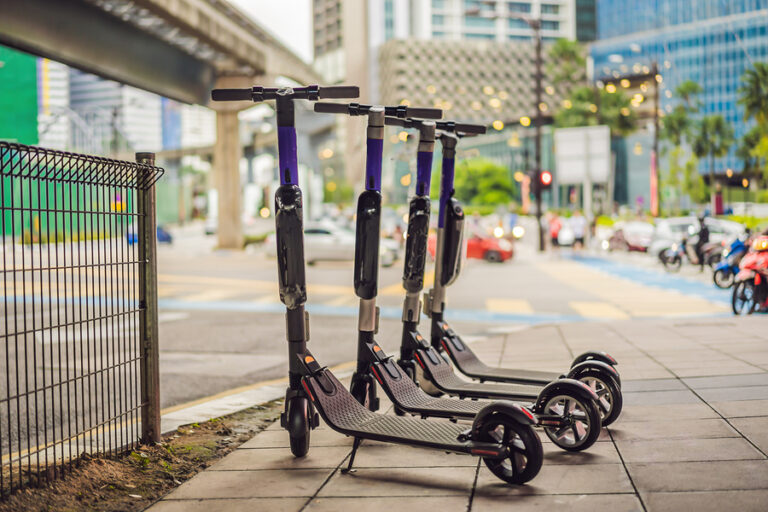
[371,358,488,420]
[303,367,495,453]
[416,347,543,401]
[439,335,561,384]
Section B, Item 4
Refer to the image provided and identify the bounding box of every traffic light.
[539,170,553,190]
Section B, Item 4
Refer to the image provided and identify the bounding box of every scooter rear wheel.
[477,413,543,485]
[540,392,601,451]
[663,255,682,273]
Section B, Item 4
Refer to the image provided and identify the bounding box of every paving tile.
[305,496,469,512]
[615,403,719,422]
[542,439,621,465]
[472,493,643,512]
[240,428,354,448]
[628,460,768,492]
[730,417,768,454]
[622,389,701,406]
[168,469,332,499]
[709,399,768,418]
[696,385,768,403]
[210,446,350,470]
[615,437,763,463]
[317,467,475,497]
[642,490,768,512]
[148,498,306,512]
[683,373,768,390]
[609,418,739,441]
[620,379,687,392]
[474,463,632,496]
[673,365,763,378]
[351,443,478,468]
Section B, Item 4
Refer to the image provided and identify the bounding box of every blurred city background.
[1,0,767,406]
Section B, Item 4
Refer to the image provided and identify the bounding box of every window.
[465,32,495,39]
[541,20,560,30]
[432,0,445,8]
[432,14,445,26]
[385,0,395,40]
[541,4,559,15]
[508,2,531,13]
[465,16,494,28]
[508,18,528,29]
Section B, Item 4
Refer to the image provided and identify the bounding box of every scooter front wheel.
[663,255,682,273]
[287,396,312,457]
[476,413,543,485]
[578,371,622,427]
[540,392,601,452]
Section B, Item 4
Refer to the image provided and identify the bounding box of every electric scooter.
[213,86,544,485]
[421,127,623,427]
[383,116,605,450]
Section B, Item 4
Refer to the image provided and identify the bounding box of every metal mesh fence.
[0,142,163,496]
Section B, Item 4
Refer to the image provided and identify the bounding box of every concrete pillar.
[213,108,243,249]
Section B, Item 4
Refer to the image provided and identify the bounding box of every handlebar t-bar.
[315,102,441,119]
[384,117,486,135]
[211,85,359,103]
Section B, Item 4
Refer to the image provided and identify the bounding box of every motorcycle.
[713,237,748,289]
[662,236,697,272]
[732,236,768,315]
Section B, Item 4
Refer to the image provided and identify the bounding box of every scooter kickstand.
[342,437,363,474]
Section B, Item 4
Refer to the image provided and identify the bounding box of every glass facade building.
[591,0,768,177]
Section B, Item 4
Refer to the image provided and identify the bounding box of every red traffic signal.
[540,170,553,188]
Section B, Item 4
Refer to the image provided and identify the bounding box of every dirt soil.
[0,400,284,512]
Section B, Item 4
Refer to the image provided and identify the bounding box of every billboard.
[554,125,610,185]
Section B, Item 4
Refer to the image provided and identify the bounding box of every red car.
[428,233,514,263]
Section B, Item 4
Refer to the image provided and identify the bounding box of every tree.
[439,158,517,207]
[555,86,637,137]
[738,62,768,177]
[692,115,734,214]
[737,125,766,180]
[659,80,703,213]
[547,39,586,89]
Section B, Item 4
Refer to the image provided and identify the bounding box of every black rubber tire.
[539,391,602,452]
[577,370,623,427]
[288,397,311,457]
[477,414,543,485]
[713,269,734,289]
[484,250,502,263]
[414,364,443,397]
[707,253,722,269]
[732,281,756,315]
[663,255,682,272]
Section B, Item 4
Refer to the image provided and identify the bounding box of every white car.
[265,221,396,267]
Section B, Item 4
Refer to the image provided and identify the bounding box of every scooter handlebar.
[211,88,253,101]
[316,103,442,119]
[314,102,351,114]
[211,85,359,103]
[318,85,360,98]
[450,122,486,135]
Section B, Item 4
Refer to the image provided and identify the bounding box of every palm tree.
[737,125,766,180]
[692,115,735,214]
[738,62,768,127]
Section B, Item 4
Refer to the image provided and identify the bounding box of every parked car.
[605,221,654,252]
[265,221,397,267]
[427,232,514,263]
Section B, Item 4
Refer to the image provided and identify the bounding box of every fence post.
[136,152,161,444]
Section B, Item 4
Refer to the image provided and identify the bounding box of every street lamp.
[466,6,546,251]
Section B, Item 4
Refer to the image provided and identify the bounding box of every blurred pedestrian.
[571,210,587,249]
[548,212,562,249]
[694,215,710,272]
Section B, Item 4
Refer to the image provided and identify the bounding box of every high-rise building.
[591,0,768,177]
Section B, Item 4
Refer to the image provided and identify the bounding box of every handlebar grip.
[314,102,350,114]
[455,123,487,134]
[211,88,252,101]
[318,85,360,99]
[407,107,442,119]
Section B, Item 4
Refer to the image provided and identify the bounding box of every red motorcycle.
[732,236,768,315]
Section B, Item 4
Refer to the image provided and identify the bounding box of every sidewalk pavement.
[146,316,768,512]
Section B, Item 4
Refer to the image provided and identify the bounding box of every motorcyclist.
[694,215,710,272]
